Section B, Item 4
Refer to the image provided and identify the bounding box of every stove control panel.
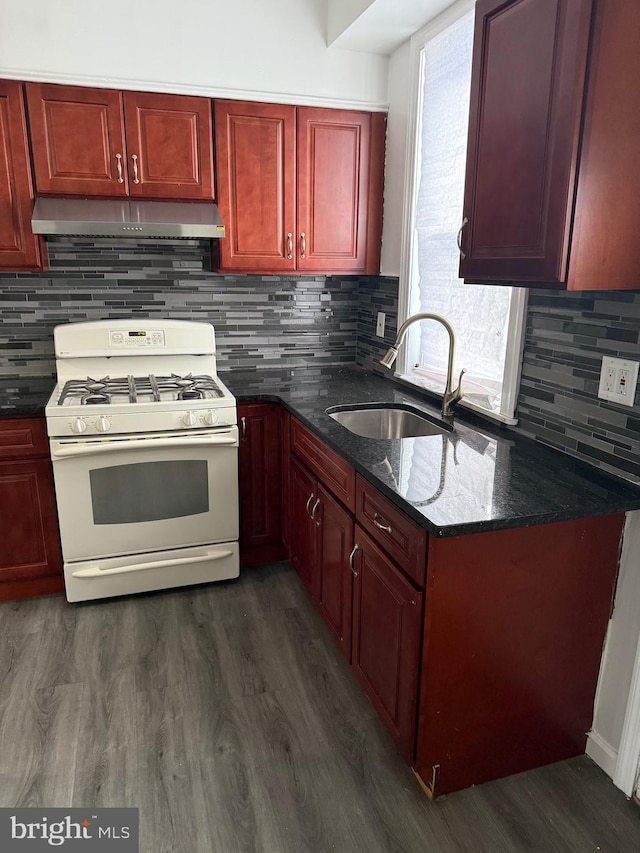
[109,329,166,348]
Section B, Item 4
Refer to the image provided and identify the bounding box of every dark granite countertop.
[4,367,639,537]
[0,376,55,417]
[220,365,640,537]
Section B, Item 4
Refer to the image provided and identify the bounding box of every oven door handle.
[71,549,233,578]
[52,435,238,458]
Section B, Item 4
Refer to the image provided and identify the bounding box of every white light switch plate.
[598,356,639,407]
[376,312,386,338]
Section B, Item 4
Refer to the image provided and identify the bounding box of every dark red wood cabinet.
[237,403,286,567]
[0,81,44,270]
[351,526,423,761]
[289,454,319,593]
[289,444,355,662]
[285,415,625,796]
[214,100,385,275]
[0,417,63,600]
[461,0,640,290]
[214,101,296,272]
[25,83,214,200]
[414,514,625,797]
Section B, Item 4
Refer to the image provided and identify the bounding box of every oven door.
[50,427,239,561]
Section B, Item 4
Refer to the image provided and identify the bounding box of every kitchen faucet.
[380,312,466,423]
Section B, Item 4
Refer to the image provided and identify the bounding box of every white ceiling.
[327,0,459,54]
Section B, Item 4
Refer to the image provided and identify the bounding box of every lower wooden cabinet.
[237,403,286,566]
[289,455,355,661]
[289,454,318,591]
[351,526,423,761]
[283,410,626,795]
[0,417,63,599]
[316,484,354,660]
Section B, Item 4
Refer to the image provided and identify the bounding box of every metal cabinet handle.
[300,232,306,259]
[311,498,321,526]
[373,513,392,533]
[349,544,359,576]
[115,153,124,184]
[286,232,293,260]
[240,416,247,442]
[306,493,315,519]
[457,216,468,259]
[131,153,140,184]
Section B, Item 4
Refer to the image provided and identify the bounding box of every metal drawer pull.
[300,232,306,259]
[306,493,315,518]
[311,497,321,526]
[240,416,247,442]
[373,513,392,533]
[286,232,293,260]
[115,153,124,183]
[349,544,359,576]
[131,153,140,184]
[457,216,468,259]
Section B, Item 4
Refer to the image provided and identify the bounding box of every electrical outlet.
[598,356,639,407]
[376,312,386,338]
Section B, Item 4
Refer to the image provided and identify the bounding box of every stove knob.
[203,410,218,426]
[71,417,87,434]
[182,411,197,427]
[96,416,111,433]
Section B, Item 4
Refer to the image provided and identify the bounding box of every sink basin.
[326,405,451,439]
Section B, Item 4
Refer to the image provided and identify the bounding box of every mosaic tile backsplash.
[0,238,358,377]
[0,239,638,483]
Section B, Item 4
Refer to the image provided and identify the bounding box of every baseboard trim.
[586,731,618,779]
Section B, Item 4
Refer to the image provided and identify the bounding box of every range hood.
[31,197,225,239]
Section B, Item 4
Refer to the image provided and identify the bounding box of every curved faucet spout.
[379,312,466,422]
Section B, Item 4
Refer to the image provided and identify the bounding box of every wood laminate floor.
[0,561,639,852]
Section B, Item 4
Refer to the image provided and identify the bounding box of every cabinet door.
[0,458,63,597]
[352,526,422,760]
[0,81,43,270]
[460,0,593,285]
[238,403,285,566]
[289,456,318,596]
[215,100,296,272]
[123,92,214,200]
[25,83,128,196]
[297,108,384,275]
[316,484,354,661]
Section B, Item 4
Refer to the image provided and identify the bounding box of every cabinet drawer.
[356,474,427,587]
[290,417,355,511]
[0,418,49,459]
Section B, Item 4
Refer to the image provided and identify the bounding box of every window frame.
[396,0,527,426]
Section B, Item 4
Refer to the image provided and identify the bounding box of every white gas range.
[46,319,239,602]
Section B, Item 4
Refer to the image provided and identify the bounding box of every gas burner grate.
[57,373,225,406]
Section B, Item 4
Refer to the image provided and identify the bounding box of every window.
[397,0,526,425]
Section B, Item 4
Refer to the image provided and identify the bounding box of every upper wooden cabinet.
[460,0,640,291]
[25,83,214,201]
[0,81,44,270]
[214,100,385,275]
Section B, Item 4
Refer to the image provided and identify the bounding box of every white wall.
[0,0,389,109]
[588,511,640,776]
[379,41,412,277]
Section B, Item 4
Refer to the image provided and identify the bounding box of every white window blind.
[400,6,525,424]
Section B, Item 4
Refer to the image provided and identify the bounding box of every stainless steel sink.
[326,405,451,439]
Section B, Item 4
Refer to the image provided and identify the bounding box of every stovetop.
[45,319,238,437]
[56,373,227,407]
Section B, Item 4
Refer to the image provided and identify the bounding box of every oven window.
[89,460,209,524]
